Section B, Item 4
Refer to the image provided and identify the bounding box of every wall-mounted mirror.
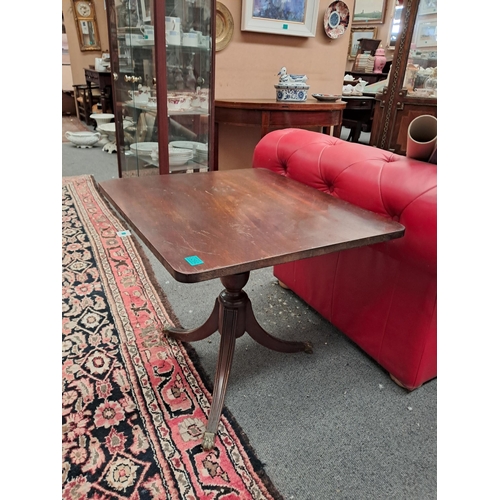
[72,0,101,51]
[387,0,404,49]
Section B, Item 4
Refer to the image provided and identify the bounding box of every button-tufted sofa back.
[252,128,437,274]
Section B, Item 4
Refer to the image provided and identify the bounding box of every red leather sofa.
[252,128,437,390]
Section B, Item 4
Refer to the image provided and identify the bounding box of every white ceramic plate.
[312,93,342,102]
[130,142,158,153]
[168,146,193,156]
[90,113,115,120]
[170,141,206,150]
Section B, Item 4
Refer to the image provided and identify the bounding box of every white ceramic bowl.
[130,142,158,155]
[65,131,101,148]
[90,113,114,124]
[98,123,116,133]
[98,123,117,142]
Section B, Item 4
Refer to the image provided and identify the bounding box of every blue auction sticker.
[185,255,204,266]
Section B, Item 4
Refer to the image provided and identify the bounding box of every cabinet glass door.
[163,0,212,173]
[110,0,158,177]
[400,1,437,99]
[106,0,214,177]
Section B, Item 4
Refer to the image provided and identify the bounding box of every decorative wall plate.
[216,2,234,52]
[324,1,350,39]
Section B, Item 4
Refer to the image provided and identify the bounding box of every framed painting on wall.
[353,0,387,24]
[139,0,151,23]
[418,0,437,16]
[348,27,377,59]
[241,0,320,37]
[415,20,437,47]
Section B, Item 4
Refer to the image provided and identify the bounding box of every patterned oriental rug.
[62,175,283,500]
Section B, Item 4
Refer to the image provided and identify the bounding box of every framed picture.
[386,0,403,49]
[139,0,151,23]
[241,0,320,38]
[418,0,437,16]
[353,0,387,24]
[415,20,437,47]
[348,27,377,59]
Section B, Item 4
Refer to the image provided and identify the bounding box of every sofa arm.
[252,128,437,273]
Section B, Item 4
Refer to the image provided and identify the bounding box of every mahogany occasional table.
[99,169,405,450]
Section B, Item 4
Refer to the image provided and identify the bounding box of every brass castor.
[277,280,290,289]
[202,432,215,451]
[389,373,421,391]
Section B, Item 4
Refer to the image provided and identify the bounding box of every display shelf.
[105,0,216,177]
[369,0,437,154]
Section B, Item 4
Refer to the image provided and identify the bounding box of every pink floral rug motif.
[62,175,282,500]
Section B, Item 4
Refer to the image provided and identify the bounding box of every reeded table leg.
[164,271,312,450]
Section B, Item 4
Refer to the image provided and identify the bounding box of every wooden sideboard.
[214,98,346,169]
[84,68,114,115]
[370,90,437,155]
[341,95,376,143]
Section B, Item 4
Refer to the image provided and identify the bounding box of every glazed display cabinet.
[370,0,437,155]
[105,0,216,176]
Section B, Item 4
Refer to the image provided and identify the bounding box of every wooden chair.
[73,84,100,125]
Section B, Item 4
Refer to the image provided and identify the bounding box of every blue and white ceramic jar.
[275,84,310,102]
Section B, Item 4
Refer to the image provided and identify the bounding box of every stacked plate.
[168,146,193,166]
[170,140,205,150]
[170,141,208,163]
[130,142,158,156]
[194,143,208,163]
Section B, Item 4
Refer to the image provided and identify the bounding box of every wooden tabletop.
[99,169,404,283]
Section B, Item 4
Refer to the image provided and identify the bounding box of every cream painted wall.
[62,0,110,85]
[63,66,74,91]
[63,0,366,170]
[214,0,354,170]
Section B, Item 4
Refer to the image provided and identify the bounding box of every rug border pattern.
[63,175,284,500]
